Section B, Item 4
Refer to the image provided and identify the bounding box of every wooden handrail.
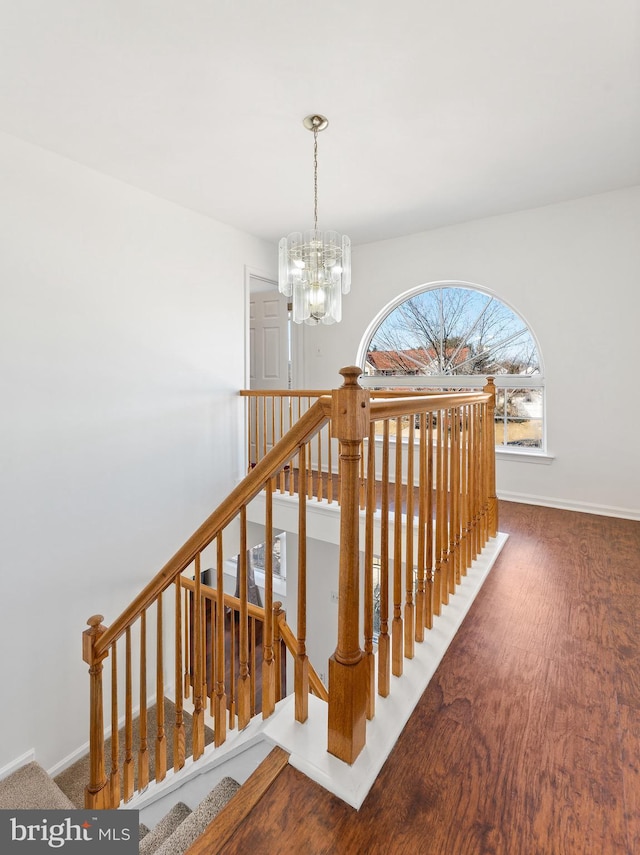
[179,578,266,622]
[95,401,330,656]
[277,614,329,702]
[369,391,490,421]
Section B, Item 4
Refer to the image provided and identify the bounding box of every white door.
[249,286,290,391]
[248,282,291,464]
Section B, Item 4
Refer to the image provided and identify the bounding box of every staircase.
[80,367,499,811]
[0,760,240,855]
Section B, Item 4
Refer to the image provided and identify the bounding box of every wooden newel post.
[328,366,370,764]
[82,614,111,809]
[483,377,499,537]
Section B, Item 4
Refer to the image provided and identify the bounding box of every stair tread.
[140,802,192,855]
[0,762,76,810]
[153,778,240,855]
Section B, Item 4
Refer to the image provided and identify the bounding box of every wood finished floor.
[220,501,640,854]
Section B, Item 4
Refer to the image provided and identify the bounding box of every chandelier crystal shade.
[279,115,351,325]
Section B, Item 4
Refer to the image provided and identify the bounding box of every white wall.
[302,188,640,518]
[0,132,276,770]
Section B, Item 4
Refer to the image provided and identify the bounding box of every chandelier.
[278,115,351,325]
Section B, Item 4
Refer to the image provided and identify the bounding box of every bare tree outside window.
[368,287,539,377]
[365,286,544,450]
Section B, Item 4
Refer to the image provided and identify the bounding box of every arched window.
[357,282,545,452]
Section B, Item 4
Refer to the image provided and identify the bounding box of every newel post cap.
[83,615,107,665]
[338,366,363,387]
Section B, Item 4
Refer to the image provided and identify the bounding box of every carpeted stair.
[152,777,240,855]
[0,761,76,811]
[53,698,214,809]
[139,801,193,855]
[1,753,239,855]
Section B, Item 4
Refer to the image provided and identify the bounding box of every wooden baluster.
[208,590,215,716]
[82,615,110,809]
[470,404,479,562]
[214,532,227,745]
[404,413,415,659]
[192,555,205,760]
[434,411,443,616]
[317,424,324,502]
[308,406,314,498]
[201,593,207,719]
[483,377,499,537]
[478,400,488,549]
[138,610,149,792]
[459,405,468,576]
[481,398,489,546]
[253,396,259,467]
[415,413,427,643]
[246,397,251,472]
[425,411,434,629]
[273,602,284,702]
[279,398,286,494]
[288,398,296,496]
[259,395,263,456]
[110,642,120,807]
[326,419,334,504]
[183,581,190,700]
[441,409,451,606]
[154,594,167,783]
[364,422,376,719]
[450,407,461,590]
[467,403,475,572]
[378,419,391,697]
[123,627,134,802]
[262,481,276,718]
[238,507,251,729]
[173,579,186,772]
[392,416,404,676]
[296,448,310,723]
[271,395,276,456]
[228,608,236,729]
[328,367,369,764]
[250,617,257,716]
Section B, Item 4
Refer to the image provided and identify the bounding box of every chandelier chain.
[313,127,318,232]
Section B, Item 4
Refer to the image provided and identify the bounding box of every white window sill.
[495,448,554,465]
[374,434,554,464]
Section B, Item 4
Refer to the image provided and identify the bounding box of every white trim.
[498,491,640,521]
[361,374,544,389]
[496,448,554,464]
[0,750,36,782]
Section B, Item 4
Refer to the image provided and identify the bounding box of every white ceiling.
[1,1,639,245]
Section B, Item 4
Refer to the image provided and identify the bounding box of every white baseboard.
[498,490,640,521]
[0,750,36,782]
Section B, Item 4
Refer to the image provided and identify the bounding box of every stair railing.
[325,367,497,762]
[83,366,497,807]
[83,402,331,808]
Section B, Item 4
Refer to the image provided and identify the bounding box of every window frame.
[356,280,551,461]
